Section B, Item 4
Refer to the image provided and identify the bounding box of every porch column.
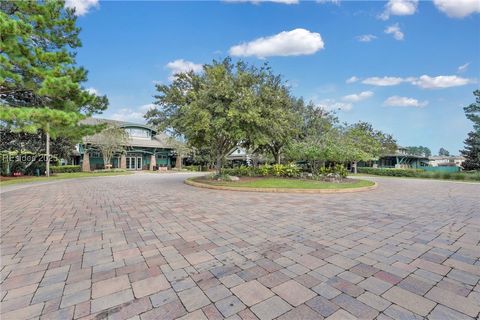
[82,152,90,172]
[120,154,126,169]
[150,154,156,171]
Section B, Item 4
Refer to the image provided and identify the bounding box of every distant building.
[372,147,429,169]
[428,156,465,168]
[76,118,176,171]
[226,147,265,166]
[226,147,249,162]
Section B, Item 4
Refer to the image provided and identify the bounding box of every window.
[125,128,151,138]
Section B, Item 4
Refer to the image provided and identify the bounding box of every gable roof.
[80,118,174,149]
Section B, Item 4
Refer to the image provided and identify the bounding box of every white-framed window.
[125,128,151,139]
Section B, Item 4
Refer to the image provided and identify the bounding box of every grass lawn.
[196,177,375,189]
[0,171,133,187]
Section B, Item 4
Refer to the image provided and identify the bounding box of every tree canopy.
[146,57,398,173]
[0,0,108,138]
[438,148,450,156]
[146,58,295,172]
[88,126,128,169]
[405,146,431,157]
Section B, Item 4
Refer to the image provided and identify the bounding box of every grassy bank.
[0,171,132,186]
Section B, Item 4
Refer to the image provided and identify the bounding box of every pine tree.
[1,1,108,174]
[438,148,450,156]
[460,131,480,170]
[1,0,108,133]
[460,90,480,170]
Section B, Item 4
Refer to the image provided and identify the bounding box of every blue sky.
[70,0,480,155]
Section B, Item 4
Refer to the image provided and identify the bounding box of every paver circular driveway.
[1,173,479,320]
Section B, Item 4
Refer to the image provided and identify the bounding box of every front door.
[126,156,143,170]
[136,157,142,170]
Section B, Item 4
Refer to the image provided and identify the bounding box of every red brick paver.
[1,173,479,319]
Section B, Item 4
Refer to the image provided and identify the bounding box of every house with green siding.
[77,118,175,171]
[359,147,429,170]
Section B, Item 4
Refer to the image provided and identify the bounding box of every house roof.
[429,156,465,161]
[81,118,174,149]
[380,154,429,160]
[80,117,157,133]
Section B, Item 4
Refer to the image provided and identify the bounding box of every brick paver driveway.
[1,173,479,320]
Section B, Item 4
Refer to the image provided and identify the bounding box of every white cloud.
[384,23,404,40]
[64,0,99,16]
[346,76,359,84]
[229,28,324,58]
[342,91,374,103]
[356,34,377,42]
[362,74,473,88]
[384,96,428,107]
[224,0,299,4]
[457,62,470,73]
[316,0,341,4]
[315,99,352,111]
[109,104,156,124]
[379,0,418,20]
[165,59,203,81]
[362,76,406,86]
[433,0,480,18]
[411,75,472,89]
[86,87,99,95]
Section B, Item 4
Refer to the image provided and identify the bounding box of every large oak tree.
[146,58,287,172]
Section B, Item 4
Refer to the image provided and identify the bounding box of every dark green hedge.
[357,167,423,177]
[358,167,480,181]
[51,165,81,173]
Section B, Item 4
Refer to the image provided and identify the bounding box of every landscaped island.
[186,164,376,193]
[190,176,374,190]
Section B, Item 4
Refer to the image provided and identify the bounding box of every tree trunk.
[104,155,111,169]
[46,127,50,177]
[215,153,222,174]
[275,152,281,164]
[175,154,182,169]
[352,161,358,174]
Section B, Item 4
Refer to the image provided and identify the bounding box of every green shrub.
[282,164,301,177]
[11,161,26,174]
[453,173,465,180]
[259,164,271,176]
[51,165,81,173]
[24,162,47,176]
[317,164,348,178]
[357,167,480,181]
[222,164,300,178]
[441,172,452,180]
[357,167,423,177]
[271,164,283,177]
